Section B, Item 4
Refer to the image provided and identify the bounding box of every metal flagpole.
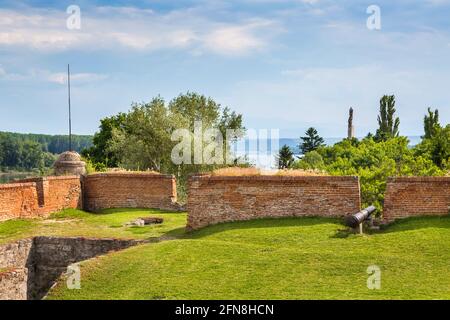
[68,64,72,151]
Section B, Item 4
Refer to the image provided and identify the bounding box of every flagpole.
[68,64,72,151]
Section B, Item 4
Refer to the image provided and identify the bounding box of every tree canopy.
[300,127,325,154]
[375,95,400,141]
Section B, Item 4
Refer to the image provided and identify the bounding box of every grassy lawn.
[32,213,450,300]
[1,210,450,299]
[0,209,186,245]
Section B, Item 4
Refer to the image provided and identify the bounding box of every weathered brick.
[0,176,82,221]
[83,173,178,212]
[186,175,361,230]
[383,177,450,221]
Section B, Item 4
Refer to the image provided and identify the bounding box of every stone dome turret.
[54,151,86,176]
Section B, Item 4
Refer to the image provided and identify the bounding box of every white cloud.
[47,72,108,84]
[227,64,450,136]
[0,7,279,56]
[202,19,275,55]
[0,66,107,85]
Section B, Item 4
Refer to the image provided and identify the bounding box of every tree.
[103,93,246,197]
[430,125,450,169]
[300,127,325,154]
[20,140,44,170]
[375,95,400,141]
[0,134,21,168]
[81,113,126,167]
[292,150,324,170]
[277,145,294,169]
[423,107,440,139]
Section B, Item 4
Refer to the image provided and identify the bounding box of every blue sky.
[0,0,449,138]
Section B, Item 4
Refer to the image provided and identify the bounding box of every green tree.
[300,127,325,154]
[293,150,324,170]
[375,95,400,141]
[428,125,450,169]
[108,97,178,172]
[104,93,245,198]
[0,134,21,168]
[415,107,449,169]
[423,107,440,139]
[19,140,44,170]
[277,145,294,169]
[81,113,126,167]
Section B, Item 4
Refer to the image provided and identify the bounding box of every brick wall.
[83,173,178,212]
[0,176,82,221]
[383,177,450,221]
[44,176,83,213]
[187,175,361,230]
[0,183,39,221]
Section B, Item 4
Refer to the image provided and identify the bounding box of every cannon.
[345,206,377,228]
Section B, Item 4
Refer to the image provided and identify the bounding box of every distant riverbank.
[0,172,38,184]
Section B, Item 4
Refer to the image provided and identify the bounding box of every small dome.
[54,151,86,176]
[56,151,82,162]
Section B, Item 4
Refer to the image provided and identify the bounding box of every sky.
[0,0,449,138]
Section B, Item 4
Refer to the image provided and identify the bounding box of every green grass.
[42,214,450,300]
[2,210,450,299]
[0,208,186,245]
[0,219,35,241]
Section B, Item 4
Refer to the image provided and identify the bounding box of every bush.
[292,151,325,170]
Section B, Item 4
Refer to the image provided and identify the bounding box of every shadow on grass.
[380,215,450,233]
[100,208,186,215]
[51,208,186,220]
[48,208,450,244]
[158,215,450,242]
[184,216,345,239]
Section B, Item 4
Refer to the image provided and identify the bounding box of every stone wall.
[383,177,450,221]
[0,176,82,221]
[0,239,33,300]
[0,237,142,300]
[0,239,33,268]
[187,175,361,230]
[83,173,178,212]
[0,269,28,300]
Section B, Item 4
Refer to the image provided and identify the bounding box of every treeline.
[0,132,93,154]
[0,132,93,172]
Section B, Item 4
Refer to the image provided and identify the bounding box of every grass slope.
[0,209,186,245]
[40,214,450,300]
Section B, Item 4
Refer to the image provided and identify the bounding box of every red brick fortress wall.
[0,176,82,221]
[383,177,450,221]
[83,173,178,212]
[187,175,361,230]
[0,183,39,221]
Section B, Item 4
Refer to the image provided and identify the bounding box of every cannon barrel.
[345,206,377,228]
